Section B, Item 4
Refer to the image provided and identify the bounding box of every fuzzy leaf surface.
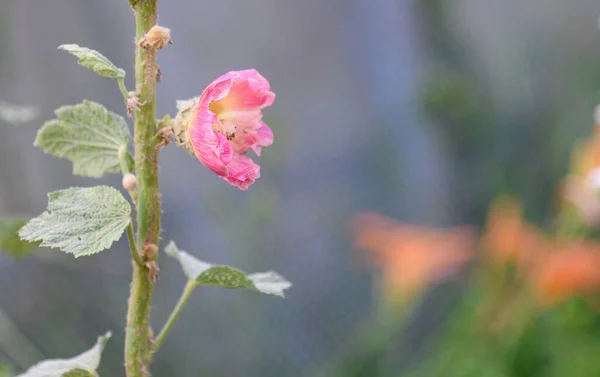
[35,101,130,178]
[19,187,130,257]
[17,332,111,377]
[165,241,291,297]
[58,44,125,78]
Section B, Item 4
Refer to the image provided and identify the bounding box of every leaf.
[0,101,38,124]
[58,44,125,78]
[17,332,111,377]
[0,218,38,257]
[61,370,93,377]
[165,241,292,297]
[19,187,130,257]
[35,101,131,178]
[247,271,292,296]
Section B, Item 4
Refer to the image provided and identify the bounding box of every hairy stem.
[125,1,160,376]
[150,281,196,357]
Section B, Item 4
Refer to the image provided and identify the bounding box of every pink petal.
[209,70,275,113]
[222,154,261,190]
[199,76,235,107]
[230,121,274,156]
[219,109,263,130]
[236,69,274,103]
[251,122,274,156]
[188,111,233,176]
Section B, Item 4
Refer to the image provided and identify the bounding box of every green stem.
[150,280,196,357]
[118,77,130,100]
[125,1,160,376]
[126,222,143,267]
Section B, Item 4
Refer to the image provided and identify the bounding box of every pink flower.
[187,69,275,190]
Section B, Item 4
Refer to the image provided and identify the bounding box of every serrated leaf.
[0,218,39,257]
[19,187,130,257]
[165,241,292,297]
[35,101,131,178]
[58,44,125,78]
[0,101,38,124]
[17,332,111,377]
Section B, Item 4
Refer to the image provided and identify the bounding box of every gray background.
[2,0,600,376]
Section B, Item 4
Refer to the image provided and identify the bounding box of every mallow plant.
[0,1,291,376]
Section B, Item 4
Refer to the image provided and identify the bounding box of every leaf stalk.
[150,280,196,358]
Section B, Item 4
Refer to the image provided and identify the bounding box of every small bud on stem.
[139,25,172,50]
[122,173,138,191]
[126,93,143,118]
[142,243,158,260]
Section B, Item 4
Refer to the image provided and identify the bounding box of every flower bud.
[122,173,137,191]
[125,96,141,118]
[142,243,158,260]
[139,25,172,50]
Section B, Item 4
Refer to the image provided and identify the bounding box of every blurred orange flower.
[480,196,547,266]
[481,195,600,306]
[530,241,600,306]
[352,212,475,301]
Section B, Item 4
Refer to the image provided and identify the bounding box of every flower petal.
[188,112,233,176]
[210,70,275,113]
[222,154,261,190]
[199,76,235,108]
[229,121,274,156]
[251,122,274,156]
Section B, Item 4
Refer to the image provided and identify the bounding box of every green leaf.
[17,332,111,377]
[0,218,38,257]
[19,187,130,257]
[165,241,292,297]
[58,44,125,78]
[61,369,93,377]
[35,100,131,178]
[0,101,38,124]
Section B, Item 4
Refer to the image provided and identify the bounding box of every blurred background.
[3,0,600,376]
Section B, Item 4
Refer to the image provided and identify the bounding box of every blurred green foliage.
[0,363,10,377]
[0,218,38,258]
